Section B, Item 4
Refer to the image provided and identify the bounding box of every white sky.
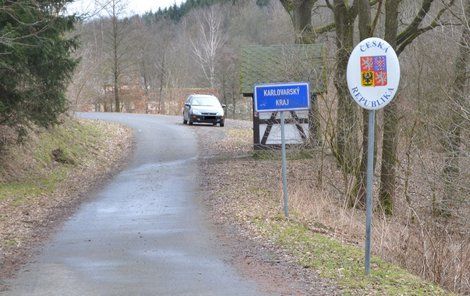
[67,0,185,17]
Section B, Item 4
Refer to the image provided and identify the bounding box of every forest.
[0,0,468,294]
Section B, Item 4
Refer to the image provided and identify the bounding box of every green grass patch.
[0,119,108,205]
[33,120,103,168]
[3,238,19,248]
[0,169,68,205]
[254,219,450,295]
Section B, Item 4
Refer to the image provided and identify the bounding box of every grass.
[33,120,103,168]
[253,218,450,295]
[0,169,68,205]
[0,119,107,205]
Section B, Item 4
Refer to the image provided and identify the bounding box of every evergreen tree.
[0,0,78,138]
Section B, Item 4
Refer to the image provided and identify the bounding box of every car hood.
[191,105,224,114]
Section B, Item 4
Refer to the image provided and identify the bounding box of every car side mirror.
[184,103,190,108]
[222,104,226,108]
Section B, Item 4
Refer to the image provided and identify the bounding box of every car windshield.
[192,96,219,106]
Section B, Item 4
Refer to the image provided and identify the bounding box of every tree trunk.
[158,54,166,114]
[378,0,400,215]
[308,95,321,146]
[439,0,469,217]
[351,0,372,207]
[279,0,322,146]
[112,9,120,113]
[292,0,315,44]
[292,0,322,146]
[333,0,358,173]
[232,94,236,118]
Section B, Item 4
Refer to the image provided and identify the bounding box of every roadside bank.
[0,117,133,286]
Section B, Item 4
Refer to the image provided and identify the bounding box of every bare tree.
[189,5,225,88]
[327,1,362,176]
[279,0,335,43]
[352,0,374,207]
[95,0,129,112]
[377,0,456,214]
[110,0,122,111]
[154,20,175,113]
[278,0,334,147]
[440,0,469,216]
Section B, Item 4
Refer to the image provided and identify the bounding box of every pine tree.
[0,0,78,138]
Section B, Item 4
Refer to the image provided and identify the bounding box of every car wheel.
[188,118,193,125]
[220,121,225,127]
[183,118,187,124]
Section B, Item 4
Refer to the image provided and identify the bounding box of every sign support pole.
[280,111,289,218]
[254,82,310,219]
[365,109,375,275]
[347,37,400,276]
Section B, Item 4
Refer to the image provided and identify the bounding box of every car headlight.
[192,110,201,115]
[216,111,224,116]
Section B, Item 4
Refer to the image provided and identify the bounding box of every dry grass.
[288,173,469,294]
[0,117,133,280]
[286,148,468,294]
[197,119,468,294]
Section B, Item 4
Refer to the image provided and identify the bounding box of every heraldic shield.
[360,56,387,87]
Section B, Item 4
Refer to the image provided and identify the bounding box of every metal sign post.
[364,110,375,275]
[280,111,289,218]
[254,82,310,218]
[346,37,400,275]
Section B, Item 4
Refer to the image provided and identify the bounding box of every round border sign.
[347,37,400,110]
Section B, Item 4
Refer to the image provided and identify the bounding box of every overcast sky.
[67,0,185,17]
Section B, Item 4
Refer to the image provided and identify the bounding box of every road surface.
[3,113,267,296]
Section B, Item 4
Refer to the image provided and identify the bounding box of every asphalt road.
[3,113,267,296]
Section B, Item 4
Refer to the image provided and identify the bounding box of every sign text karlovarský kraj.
[346,37,400,110]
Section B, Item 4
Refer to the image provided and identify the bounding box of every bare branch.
[397,0,435,45]
[371,0,384,35]
[325,0,334,10]
[397,0,457,53]
[313,22,336,35]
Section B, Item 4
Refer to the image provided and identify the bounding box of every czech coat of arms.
[360,56,387,87]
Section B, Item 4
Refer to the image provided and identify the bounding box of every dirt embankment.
[0,117,133,284]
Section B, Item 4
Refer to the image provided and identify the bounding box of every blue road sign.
[254,82,310,112]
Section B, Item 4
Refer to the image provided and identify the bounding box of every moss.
[253,218,451,295]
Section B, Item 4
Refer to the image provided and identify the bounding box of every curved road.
[4,113,267,296]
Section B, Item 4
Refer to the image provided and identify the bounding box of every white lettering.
[360,41,390,53]
[263,87,301,97]
[275,99,289,107]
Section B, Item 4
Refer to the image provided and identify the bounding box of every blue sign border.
[254,82,310,112]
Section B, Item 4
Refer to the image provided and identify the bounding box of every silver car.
[183,95,225,127]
